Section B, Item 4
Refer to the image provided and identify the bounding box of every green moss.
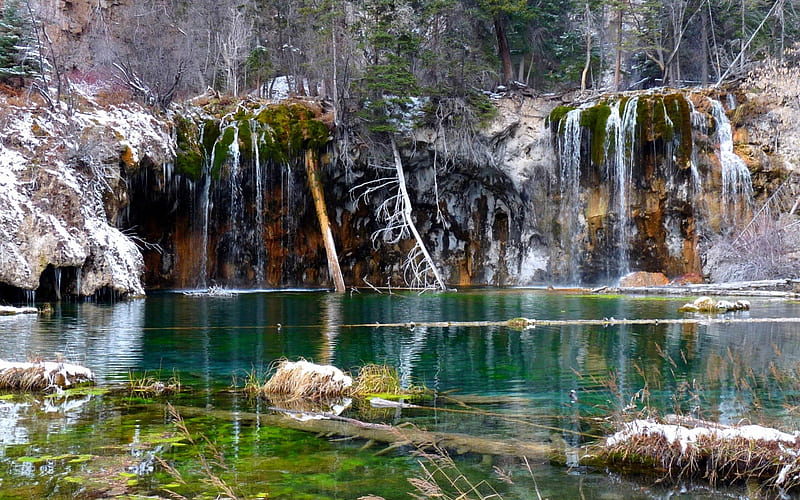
[579,103,612,165]
[237,119,254,163]
[212,126,237,178]
[202,120,221,155]
[547,105,576,130]
[664,93,693,166]
[254,103,331,162]
[174,116,204,181]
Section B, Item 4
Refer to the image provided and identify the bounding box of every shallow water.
[2,289,800,498]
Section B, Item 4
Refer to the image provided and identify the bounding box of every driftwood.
[338,316,800,329]
[612,278,800,298]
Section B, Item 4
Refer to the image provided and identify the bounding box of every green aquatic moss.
[174,116,204,181]
[664,93,693,166]
[579,102,612,165]
[254,103,331,162]
[202,120,221,156]
[212,126,237,178]
[547,105,576,131]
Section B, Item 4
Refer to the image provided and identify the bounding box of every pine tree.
[0,0,37,85]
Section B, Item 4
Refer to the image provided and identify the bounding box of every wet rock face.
[125,90,784,290]
[543,91,785,284]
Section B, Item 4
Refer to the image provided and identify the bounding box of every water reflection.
[1,290,800,498]
[0,301,145,380]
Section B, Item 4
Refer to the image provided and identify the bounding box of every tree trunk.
[581,3,592,92]
[700,5,709,85]
[494,15,514,84]
[614,7,623,91]
[305,149,346,292]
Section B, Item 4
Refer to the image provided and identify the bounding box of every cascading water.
[550,91,754,284]
[687,97,705,189]
[710,99,753,227]
[251,119,265,283]
[198,131,213,289]
[556,109,583,283]
[603,96,639,279]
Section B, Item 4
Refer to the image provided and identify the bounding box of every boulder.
[619,272,670,287]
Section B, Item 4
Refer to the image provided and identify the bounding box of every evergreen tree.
[0,0,37,85]
[357,0,421,134]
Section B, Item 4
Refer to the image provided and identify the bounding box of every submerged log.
[0,360,95,390]
[173,405,574,461]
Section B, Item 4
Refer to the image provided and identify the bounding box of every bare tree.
[218,7,253,96]
[353,138,447,291]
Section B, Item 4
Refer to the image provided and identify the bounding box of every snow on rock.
[0,93,172,298]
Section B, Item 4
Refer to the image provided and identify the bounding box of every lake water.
[1,289,800,498]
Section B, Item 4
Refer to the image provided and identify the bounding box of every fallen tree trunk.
[173,405,581,461]
[305,149,346,293]
[0,306,38,315]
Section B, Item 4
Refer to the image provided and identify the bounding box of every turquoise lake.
[1,289,800,498]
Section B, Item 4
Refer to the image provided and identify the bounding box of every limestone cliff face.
[0,90,173,301]
[0,82,795,301]
[121,89,794,291]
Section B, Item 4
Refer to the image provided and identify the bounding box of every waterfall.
[198,126,213,289]
[251,120,265,283]
[557,109,583,283]
[710,99,753,227]
[225,124,243,269]
[53,267,62,301]
[603,97,639,279]
[687,97,705,189]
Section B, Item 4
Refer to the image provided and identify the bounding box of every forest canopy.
[2,0,799,110]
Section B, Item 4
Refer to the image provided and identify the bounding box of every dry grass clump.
[352,364,404,396]
[0,360,95,391]
[259,358,353,401]
[352,363,428,398]
[127,370,181,396]
[602,418,800,490]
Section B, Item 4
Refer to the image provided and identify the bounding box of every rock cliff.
[1,76,798,301]
[0,86,173,301]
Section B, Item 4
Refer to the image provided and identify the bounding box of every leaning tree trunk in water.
[305,149,346,292]
[391,138,447,290]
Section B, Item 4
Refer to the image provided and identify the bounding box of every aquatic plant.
[126,369,181,396]
[158,403,243,500]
